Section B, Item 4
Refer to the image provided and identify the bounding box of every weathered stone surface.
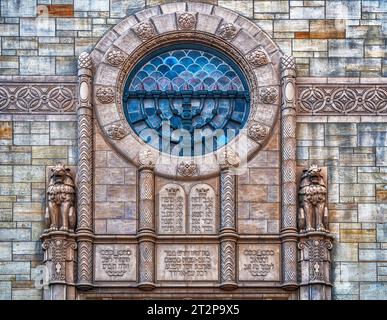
[333,243,358,262]
[340,229,376,243]
[106,219,136,234]
[340,262,377,281]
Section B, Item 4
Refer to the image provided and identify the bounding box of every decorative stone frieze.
[133,21,156,40]
[96,87,114,104]
[106,49,126,66]
[105,122,128,140]
[246,49,269,68]
[217,23,238,40]
[177,12,196,30]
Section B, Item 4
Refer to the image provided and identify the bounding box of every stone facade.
[0,0,386,300]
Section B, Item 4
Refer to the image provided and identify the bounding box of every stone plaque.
[94,244,137,281]
[238,244,280,281]
[157,244,219,281]
[189,184,216,234]
[158,184,186,234]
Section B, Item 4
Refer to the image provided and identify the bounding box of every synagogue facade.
[0,0,386,300]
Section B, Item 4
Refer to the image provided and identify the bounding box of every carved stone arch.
[89,1,283,179]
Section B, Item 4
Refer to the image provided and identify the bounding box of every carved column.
[41,234,77,300]
[137,149,157,290]
[218,148,239,290]
[280,55,298,290]
[76,52,94,290]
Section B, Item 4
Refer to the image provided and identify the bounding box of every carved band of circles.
[96,87,115,104]
[133,21,156,40]
[246,49,269,68]
[177,12,196,30]
[106,49,126,66]
[217,23,238,40]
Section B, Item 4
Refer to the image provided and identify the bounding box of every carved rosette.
[248,122,269,143]
[217,23,238,40]
[280,55,298,291]
[106,49,125,66]
[260,87,278,104]
[177,12,196,30]
[246,49,269,68]
[76,52,94,290]
[177,160,198,177]
[133,21,156,40]
[96,87,115,104]
[106,122,128,140]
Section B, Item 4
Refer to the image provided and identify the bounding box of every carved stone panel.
[157,184,186,234]
[156,244,219,281]
[189,184,216,234]
[238,244,280,281]
[94,244,137,281]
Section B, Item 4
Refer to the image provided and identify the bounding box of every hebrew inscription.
[238,244,280,281]
[189,184,216,234]
[94,244,137,281]
[157,244,219,281]
[158,184,186,234]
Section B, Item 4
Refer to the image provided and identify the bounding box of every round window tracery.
[123,44,250,156]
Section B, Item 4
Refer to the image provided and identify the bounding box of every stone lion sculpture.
[298,165,329,233]
[45,164,76,232]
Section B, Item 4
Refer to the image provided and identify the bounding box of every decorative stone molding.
[246,49,269,68]
[91,3,281,178]
[298,84,387,115]
[76,51,94,290]
[280,55,298,291]
[0,83,76,113]
[138,148,157,170]
[177,12,196,30]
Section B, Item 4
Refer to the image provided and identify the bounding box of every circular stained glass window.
[123,44,250,156]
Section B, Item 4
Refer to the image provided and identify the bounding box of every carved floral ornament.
[177,160,198,177]
[177,12,196,30]
[246,49,269,68]
[96,87,115,104]
[91,5,282,178]
[106,49,126,66]
[217,23,238,40]
[248,122,269,143]
[217,147,240,169]
[133,21,156,40]
[138,148,158,169]
[106,122,128,140]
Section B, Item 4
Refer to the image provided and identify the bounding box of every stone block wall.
[296,116,387,300]
[0,0,386,77]
[0,114,77,299]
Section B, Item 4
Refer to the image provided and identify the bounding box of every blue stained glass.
[123,45,250,155]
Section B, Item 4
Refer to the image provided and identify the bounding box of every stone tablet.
[189,184,216,234]
[94,244,137,281]
[238,244,280,281]
[158,184,186,234]
[157,244,219,281]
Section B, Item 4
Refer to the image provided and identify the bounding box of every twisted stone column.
[218,148,239,290]
[76,52,94,290]
[137,149,157,290]
[280,55,298,290]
